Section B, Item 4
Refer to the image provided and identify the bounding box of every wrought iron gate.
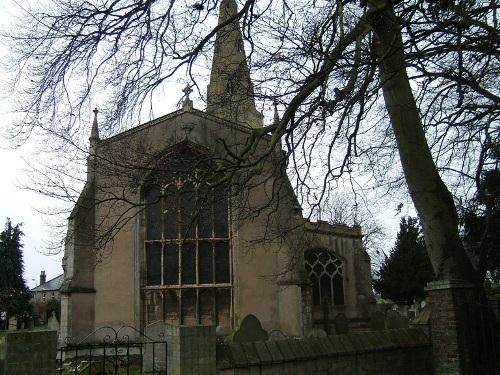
[57,326,167,374]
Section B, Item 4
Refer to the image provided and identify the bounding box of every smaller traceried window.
[305,249,345,306]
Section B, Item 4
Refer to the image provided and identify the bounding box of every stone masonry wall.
[0,330,57,375]
[217,328,431,375]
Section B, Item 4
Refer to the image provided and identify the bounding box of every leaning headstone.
[269,329,288,341]
[48,312,60,332]
[333,313,349,334]
[386,310,408,329]
[8,317,17,330]
[306,328,327,338]
[370,311,386,331]
[231,314,269,343]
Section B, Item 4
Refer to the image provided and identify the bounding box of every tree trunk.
[370,5,477,283]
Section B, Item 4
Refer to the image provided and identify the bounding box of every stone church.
[60,0,372,342]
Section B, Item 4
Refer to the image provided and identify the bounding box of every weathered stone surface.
[370,311,386,331]
[48,312,60,333]
[268,329,287,341]
[306,328,327,338]
[386,310,408,329]
[232,315,269,344]
[333,313,349,334]
[216,328,432,375]
[1,331,57,375]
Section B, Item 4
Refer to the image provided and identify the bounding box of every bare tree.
[2,0,499,286]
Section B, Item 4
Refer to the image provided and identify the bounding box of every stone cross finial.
[183,84,193,98]
[182,84,194,111]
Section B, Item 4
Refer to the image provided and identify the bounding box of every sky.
[0,0,411,290]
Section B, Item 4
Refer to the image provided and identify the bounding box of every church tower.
[206,0,263,128]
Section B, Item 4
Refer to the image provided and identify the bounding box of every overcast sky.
[0,0,411,290]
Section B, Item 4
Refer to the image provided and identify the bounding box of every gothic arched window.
[143,146,231,326]
[305,249,344,306]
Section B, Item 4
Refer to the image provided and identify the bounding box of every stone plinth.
[145,322,216,375]
[425,280,473,375]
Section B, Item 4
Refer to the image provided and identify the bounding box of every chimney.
[40,271,46,285]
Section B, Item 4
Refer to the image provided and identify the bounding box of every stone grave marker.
[8,317,17,330]
[231,314,269,343]
[333,313,349,334]
[306,328,327,338]
[386,310,408,329]
[370,311,386,331]
[269,329,288,341]
[48,311,60,332]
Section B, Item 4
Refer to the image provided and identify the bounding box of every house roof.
[30,274,64,292]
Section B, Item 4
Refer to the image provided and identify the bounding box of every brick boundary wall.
[0,330,58,375]
[217,328,431,375]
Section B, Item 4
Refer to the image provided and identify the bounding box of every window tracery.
[305,249,345,306]
[143,147,231,327]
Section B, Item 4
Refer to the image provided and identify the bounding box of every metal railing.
[57,325,167,374]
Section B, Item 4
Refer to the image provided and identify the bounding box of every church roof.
[30,274,64,292]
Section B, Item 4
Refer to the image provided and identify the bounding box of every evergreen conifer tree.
[0,218,31,320]
[373,217,434,305]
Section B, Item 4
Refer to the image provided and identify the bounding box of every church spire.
[90,108,100,145]
[206,0,263,128]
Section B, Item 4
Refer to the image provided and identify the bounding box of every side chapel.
[60,0,373,341]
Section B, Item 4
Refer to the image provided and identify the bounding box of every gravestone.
[333,313,349,334]
[269,329,288,341]
[48,312,60,333]
[231,314,269,343]
[26,318,34,329]
[386,310,408,329]
[8,317,17,331]
[306,328,327,338]
[370,311,386,331]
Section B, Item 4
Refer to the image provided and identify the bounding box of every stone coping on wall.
[425,279,473,291]
[217,328,429,369]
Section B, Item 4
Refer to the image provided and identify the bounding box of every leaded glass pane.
[199,242,213,284]
[215,242,230,283]
[200,288,215,325]
[163,243,179,285]
[216,288,231,326]
[163,185,178,239]
[214,185,228,238]
[333,274,345,305]
[181,289,197,325]
[146,186,161,240]
[164,290,179,323]
[181,242,196,284]
[146,243,162,286]
[180,184,196,238]
[198,185,212,238]
[305,249,344,306]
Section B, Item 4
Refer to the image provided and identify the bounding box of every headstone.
[333,313,349,334]
[8,317,17,331]
[306,328,327,338]
[48,312,60,332]
[269,329,288,341]
[26,318,34,329]
[370,311,386,331]
[386,310,408,329]
[231,314,269,343]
